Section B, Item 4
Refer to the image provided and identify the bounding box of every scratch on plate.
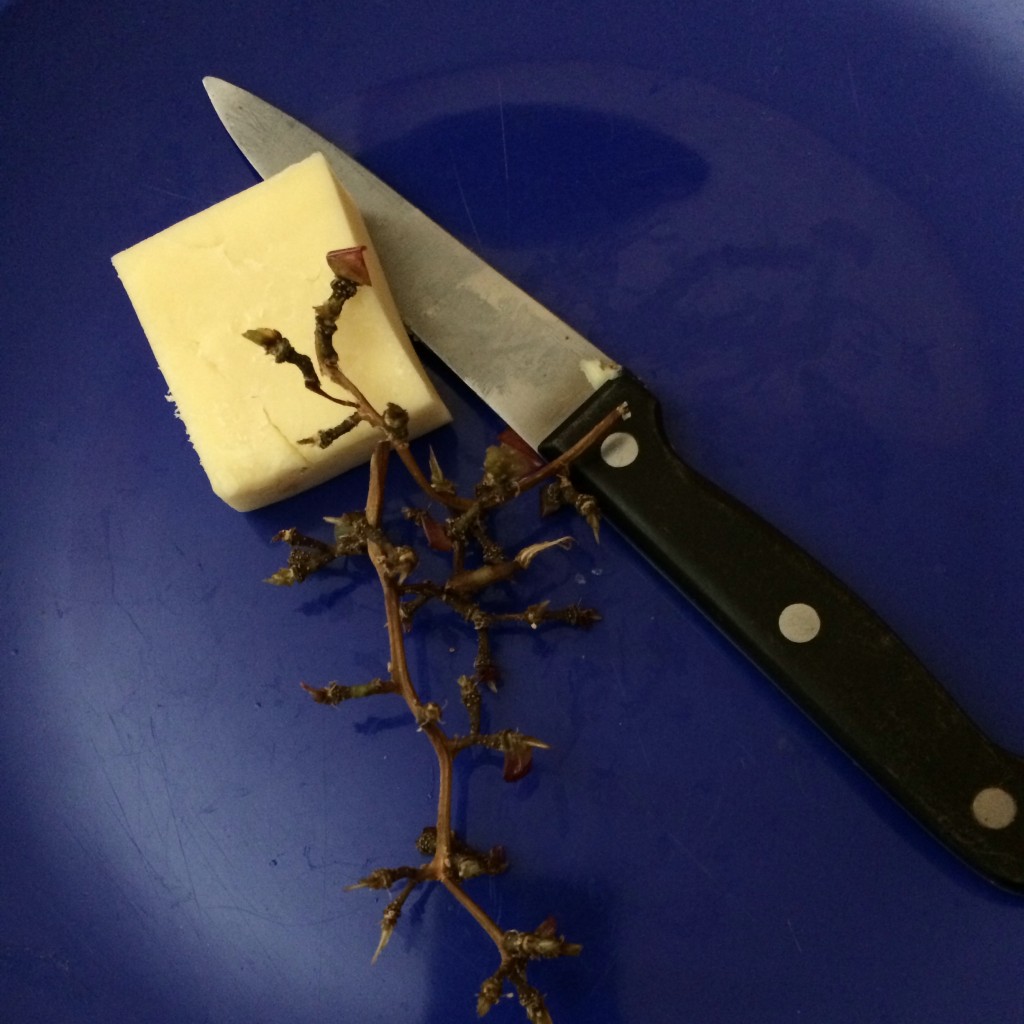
[498,79,510,185]
[94,741,153,873]
[845,57,862,116]
[665,831,717,883]
[498,78,512,242]
[163,773,202,916]
[101,508,147,642]
[636,735,654,771]
[148,734,205,928]
[449,152,482,249]
[141,181,203,204]
[845,56,866,148]
[787,917,803,954]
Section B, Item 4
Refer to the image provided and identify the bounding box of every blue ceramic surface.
[2,1,1023,1021]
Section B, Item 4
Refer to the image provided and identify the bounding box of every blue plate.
[3,2,1023,1021]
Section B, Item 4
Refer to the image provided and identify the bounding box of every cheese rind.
[112,152,451,511]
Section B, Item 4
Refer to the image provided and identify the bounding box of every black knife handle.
[540,371,1024,891]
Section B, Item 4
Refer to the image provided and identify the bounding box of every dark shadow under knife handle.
[540,371,1024,892]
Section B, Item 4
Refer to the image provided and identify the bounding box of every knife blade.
[203,76,1024,892]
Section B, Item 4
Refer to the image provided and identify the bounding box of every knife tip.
[202,76,231,101]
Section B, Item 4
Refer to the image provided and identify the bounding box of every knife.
[203,76,1024,892]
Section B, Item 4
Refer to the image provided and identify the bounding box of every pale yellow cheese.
[112,152,451,511]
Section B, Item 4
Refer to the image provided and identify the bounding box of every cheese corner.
[112,152,451,512]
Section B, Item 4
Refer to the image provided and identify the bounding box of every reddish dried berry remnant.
[326,245,371,286]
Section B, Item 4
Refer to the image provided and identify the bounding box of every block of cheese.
[112,152,451,511]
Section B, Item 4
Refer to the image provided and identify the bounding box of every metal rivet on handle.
[600,431,639,468]
[779,603,821,643]
[972,787,1018,830]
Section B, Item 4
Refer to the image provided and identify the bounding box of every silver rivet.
[972,787,1018,829]
[779,603,821,643]
[600,431,639,468]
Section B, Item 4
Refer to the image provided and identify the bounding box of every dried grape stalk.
[246,252,625,1022]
